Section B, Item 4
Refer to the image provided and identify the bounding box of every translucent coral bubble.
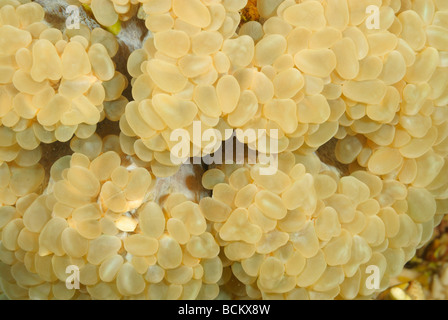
[294,49,337,78]
[172,0,211,28]
[222,36,254,68]
[91,0,119,27]
[88,43,115,81]
[154,30,190,59]
[0,25,32,56]
[255,34,287,67]
[147,59,187,93]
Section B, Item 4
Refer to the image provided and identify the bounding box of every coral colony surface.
[0,0,448,300]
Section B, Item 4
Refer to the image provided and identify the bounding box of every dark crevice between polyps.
[316,137,350,176]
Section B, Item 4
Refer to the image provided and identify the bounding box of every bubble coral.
[121,0,250,176]
[77,0,141,26]
[124,0,448,299]
[122,0,448,179]
[0,0,127,165]
[0,133,224,300]
[202,148,445,299]
[1,0,448,301]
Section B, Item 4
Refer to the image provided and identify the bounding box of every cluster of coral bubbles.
[0,0,448,300]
